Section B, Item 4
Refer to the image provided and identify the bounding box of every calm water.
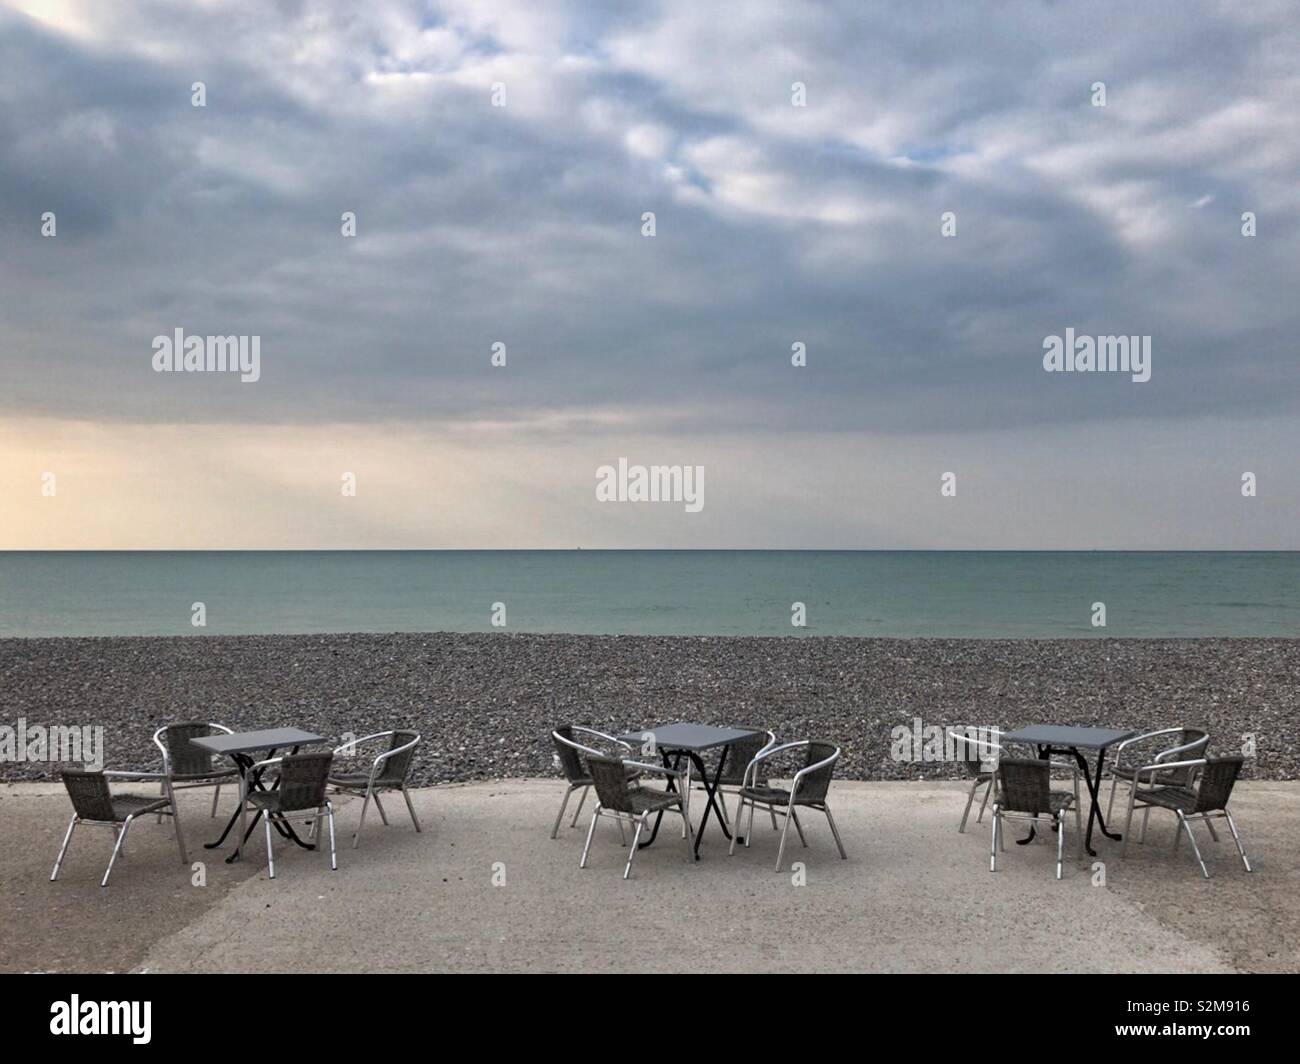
[0,551,1296,638]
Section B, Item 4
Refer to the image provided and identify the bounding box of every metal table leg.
[687,748,734,857]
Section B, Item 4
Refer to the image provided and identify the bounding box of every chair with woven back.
[326,730,422,848]
[729,740,848,872]
[947,726,1003,833]
[1105,727,1213,837]
[239,751,337,878]
[549,725,639,839]
[578,753,693,879]
[152,721,240,861]
[1120,755,1251,878]
[989,757,1082,880]
[51,769,176,887]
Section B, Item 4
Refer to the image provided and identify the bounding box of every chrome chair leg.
[50,815,78,881]
[682,804,695,860]
[1105,772,1120,823]
[729,798,745,856]
[1224,809,1251,872]
[1177,810,1209,878]
[157,780,166,824]
[550,785,575,839]
[747,797,756,846]
[1056,809,1066,880]
[102,816,133,887]
[774,799,796,873]
[211,783,222,818]
[959,777,980,833]
[977,776,994,824]
[624,816,646,879]
[990,806,1000,872]
[570,784,589,827]
[1121,782,1139,857]
[353,789,373,849]
[790,808,808,847]
[1074,798,1084,861]
[579,806,600,868]
[165,779,188,865]
[401,785,422,832]
[824,804,847,859]
[265,810,276,879]
[1204,816,1220,842]
[373,791,389,826]
[326,803,338,870]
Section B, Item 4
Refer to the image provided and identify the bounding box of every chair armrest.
[623,760,687,782]
[1111,728,1181,770]
[1134,758,1206,785]
[742,740,810,789]
[334,731,394,756]
[103,770,167,782]
[572,726,633,752]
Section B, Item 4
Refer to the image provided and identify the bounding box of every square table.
[1000,725,1136,856]
[193,728,330,863]
[617,724,761,858]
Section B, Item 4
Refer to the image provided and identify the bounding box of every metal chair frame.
[51,770,174,887]
[729,740,847,872]
[579,758,694,879]
[238,754,337,879]
[1105,727,1212,832]
[327,731,422,848]
[151,721,238,862]
[947,726,1004,833]
[989,758,1082,880]
[550,726,634,839]
[1119,757,1251,878]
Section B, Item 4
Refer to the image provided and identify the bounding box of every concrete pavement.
[3,779,1297,973]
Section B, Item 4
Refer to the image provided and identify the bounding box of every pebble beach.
[1,633,1296,783]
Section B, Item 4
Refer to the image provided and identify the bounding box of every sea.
[0,551,1296,638]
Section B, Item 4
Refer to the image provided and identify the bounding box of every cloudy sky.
[2,0,1297,549]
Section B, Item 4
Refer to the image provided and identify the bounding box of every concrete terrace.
[3,780,1297,974]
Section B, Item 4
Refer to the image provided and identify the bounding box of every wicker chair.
[51,770,174,887]
[947,726,1003,833]
[729,740,847,872]
[579,754,693,879]
[326,730,421,848]
[152,721,240,861]
[1105,727,1211,832]
[549,726,638,839]
[238,752,337,878]
[990,758,1081,880]
[1120,755,1250,878]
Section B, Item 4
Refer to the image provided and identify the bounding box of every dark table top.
[191,728,329,756]
[1001,725,1136,751]
[617,723,761,753]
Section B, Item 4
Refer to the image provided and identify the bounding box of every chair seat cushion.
[1134,786,1198,813]
[112,795,171,819]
